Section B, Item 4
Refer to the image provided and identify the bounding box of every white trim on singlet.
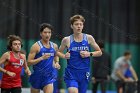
[70,35,74,44]
[70,33,87,44]
[83,33,88,41]
[37,41,43,48]
[49,41,54,48]
[37,41,54,49]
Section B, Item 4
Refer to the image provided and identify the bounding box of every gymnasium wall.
[0,0,140,90]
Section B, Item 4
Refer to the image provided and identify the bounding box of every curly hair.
[7,35,23,51]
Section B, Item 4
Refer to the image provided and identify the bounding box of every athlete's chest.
[9,57,24,67]
[70,40,90,51]
[39,47,55,56]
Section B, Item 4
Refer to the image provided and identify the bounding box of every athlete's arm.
[129,66,138,81]
[57,37,70,59]
[22,54,28,69]
[53,43,60,69]
[22,54,31,76]
[0,52,9,73]
[88,35,102,57]
[116,69,127,81]
[28,43,50,65]
[115,61,130,82]
[0,52,16,77]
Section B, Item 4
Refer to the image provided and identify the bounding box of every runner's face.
[125,55,132,61]
[11,40,21,52]
[40,27,52,41]
[71,19,84,34]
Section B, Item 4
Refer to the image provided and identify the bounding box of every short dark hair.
[7,35,23,51]
[40,23,54,32]
[97,40,104,48]
[70,15,85,25]
[124,51,131,56]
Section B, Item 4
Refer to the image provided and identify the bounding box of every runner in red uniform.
[0,35,31,93]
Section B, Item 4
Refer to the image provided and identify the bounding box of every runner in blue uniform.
[28,23,60,93]
[57,15,102,93]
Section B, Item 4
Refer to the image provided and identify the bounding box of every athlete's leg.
[78,79,89,93]
[29,73,42,93]
[68,87,78,93]
[65,80,78,93]
[92,81,99,93]
[100,80,106,93]
[31,87,40,93]
[1,88,10,93]
[116,81,124,93]
[11,87,22,93]
[43,83,53,93]
[118,87,123,93]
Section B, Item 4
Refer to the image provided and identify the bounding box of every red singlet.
[1,51,24,88]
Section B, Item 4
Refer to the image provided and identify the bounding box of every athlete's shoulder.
[32,42,40,48]
[30,41,40,53]
[85,34,94,38]
[20,53,26,59]
[115,57,123,64]
[1,51,11,60]
[51,42,58,51]
[3,51,10,57]
[62,36,70,43]
[52,42,57,46]
[85,34,95,44]
[63,36,70,40]
[51,42,58,48]
[60,36,70,47]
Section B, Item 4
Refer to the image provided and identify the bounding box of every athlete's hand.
[54,62,61,70]
[65,52,70,59]
[6,71,16,77]
[80,51,90,58]
[41,53,51,60]
[124,78,134,82]
[25,68,31,76]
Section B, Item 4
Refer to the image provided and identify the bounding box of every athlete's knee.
[31,87,40,93]
[43,84,53,93]
[118,87,123,93]
[68,87,78,93]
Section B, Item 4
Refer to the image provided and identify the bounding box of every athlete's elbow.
[56,51,65,58]
[98,51,102,56]
[27,60,33,66]
[27,62,31,66]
